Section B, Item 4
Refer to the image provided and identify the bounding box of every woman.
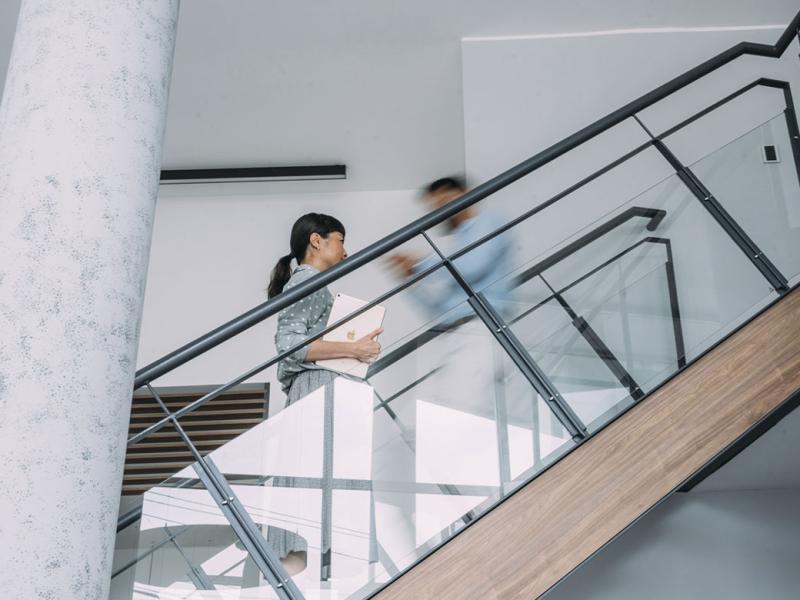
[266,213,382,574]
[269,212,382,401]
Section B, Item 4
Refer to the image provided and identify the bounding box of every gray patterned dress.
[275,264,335,394]
[268,264,339,559]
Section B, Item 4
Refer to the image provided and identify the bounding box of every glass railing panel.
[114,385,281,599]
[561,254,682,396]
[497,352,574,486]
[520,215,663,295]
[473,165,779,433]
[556,238,668,315]
[681,113,800,285]
[511,294,633,431]
[111,476,279,599]
[482,166,777,361]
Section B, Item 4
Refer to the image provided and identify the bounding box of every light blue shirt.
[411,211,514,323]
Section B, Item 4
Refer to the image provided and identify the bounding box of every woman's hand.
[305,328,384,363]
[350,327,384,363]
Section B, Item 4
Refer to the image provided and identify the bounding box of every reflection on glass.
[688,113,800,285]
[482,169,776,432]
[563,250,683,395]
[513,295,632,430]
[111,478,279,599]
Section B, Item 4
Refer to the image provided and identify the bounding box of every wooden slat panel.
[129,408,264,419]
[127,439,228,450]
[126,452,194,461]
[122,384,269,495]
[132,388,266,400]
[124,461,196,471]
[130,398,265,410]
[377,288,800,600]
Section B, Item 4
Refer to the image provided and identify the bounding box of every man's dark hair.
[425,176,467,195]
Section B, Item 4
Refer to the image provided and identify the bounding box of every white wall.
[462,26,800,186]
[543,489,800,600]
[460,25,800,267]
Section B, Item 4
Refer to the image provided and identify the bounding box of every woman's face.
[315,231,348,269]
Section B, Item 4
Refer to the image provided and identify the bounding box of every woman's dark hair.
[267,213,346,298]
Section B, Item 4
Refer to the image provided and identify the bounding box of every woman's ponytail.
[268,254,294,298]
[267,213,346,299]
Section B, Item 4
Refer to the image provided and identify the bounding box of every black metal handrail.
[134,12,800,390]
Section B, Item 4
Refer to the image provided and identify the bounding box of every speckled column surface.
[0,1,179,598]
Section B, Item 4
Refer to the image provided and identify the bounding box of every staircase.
[374,288,800,599]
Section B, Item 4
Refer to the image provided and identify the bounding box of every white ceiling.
[2,1,798,190]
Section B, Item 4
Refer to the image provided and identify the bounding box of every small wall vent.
[762,145,780,163]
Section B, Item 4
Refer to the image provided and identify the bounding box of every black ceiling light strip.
[160,164,346,184]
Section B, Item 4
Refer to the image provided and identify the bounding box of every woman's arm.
[305,328,383,363]
[275,288,383,364]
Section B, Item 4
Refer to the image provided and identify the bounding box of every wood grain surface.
[376,288,800,600]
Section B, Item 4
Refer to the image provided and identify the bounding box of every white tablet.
[317,293,386,378]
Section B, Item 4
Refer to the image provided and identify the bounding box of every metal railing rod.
[546,236,668,299]
[372,367,443,409]
[657,78,765,139]
[512,207,665,283]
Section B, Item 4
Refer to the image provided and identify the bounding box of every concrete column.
[0,1,179,598]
